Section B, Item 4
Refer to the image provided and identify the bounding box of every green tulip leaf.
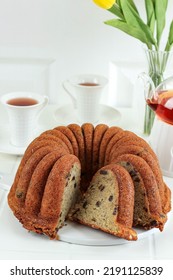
[168,20,173,45]
[119,0,156,46]
[165,20,173,51]
[108,4,124,19]
[155,0,168,46]
[117,0,139,14]
[127,0,139,14]
[99,0,173,53]
[105,18,151,47]
[145,0,155,35]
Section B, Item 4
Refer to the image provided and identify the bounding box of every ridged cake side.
[8,153,81,239]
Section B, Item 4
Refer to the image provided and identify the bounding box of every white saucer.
[54,103,121,125]
[0,124,46,156]
[0,126,26,155]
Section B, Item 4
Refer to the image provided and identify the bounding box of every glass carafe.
[140,73,173,177]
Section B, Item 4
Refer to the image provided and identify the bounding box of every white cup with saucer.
[63,74,108,123]
[1,92,49,147]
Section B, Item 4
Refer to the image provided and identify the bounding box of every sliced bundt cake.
[8,123,171,241]
[69,164,137,241]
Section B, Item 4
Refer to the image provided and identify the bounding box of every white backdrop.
[0,0,173,105]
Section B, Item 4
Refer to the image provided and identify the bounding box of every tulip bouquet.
[92,0,173,51]
[92,0,173,135]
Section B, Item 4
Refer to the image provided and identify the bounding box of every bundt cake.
[8,123,171,241]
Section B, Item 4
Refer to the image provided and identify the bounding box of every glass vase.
[143,48,172,135]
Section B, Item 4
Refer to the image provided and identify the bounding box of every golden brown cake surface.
[81,123,94,189]
[92,124,108,175]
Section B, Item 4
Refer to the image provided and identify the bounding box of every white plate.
[0,105,57,155]
[54,104,121,126]
[59,221,157,246]
[0,185,158,249]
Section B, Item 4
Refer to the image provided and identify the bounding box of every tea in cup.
[63,74,108,123]
[0,92,49,147]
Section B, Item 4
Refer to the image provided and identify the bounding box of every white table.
[0,105,172,260]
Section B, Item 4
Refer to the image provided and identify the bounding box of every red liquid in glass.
[147,90,173,125]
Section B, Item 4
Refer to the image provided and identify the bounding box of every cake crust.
[55,126,79,157]
[92,124,108,175]
[40,129,74,153]
[99,126,123,168]
[81,123,94,189]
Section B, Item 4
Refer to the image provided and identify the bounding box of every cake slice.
[114,154,167,231]
[37,154,81,239]
[69,164,137,241]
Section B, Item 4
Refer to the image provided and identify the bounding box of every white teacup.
[1,92,49,147]
[63,74,108,123]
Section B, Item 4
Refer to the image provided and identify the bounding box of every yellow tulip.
[93,0,116,10]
